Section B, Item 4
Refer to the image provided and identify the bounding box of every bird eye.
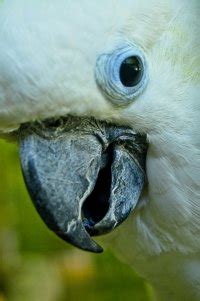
[119,56,143,87]
[95,44,148,106]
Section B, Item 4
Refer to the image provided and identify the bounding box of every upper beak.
[19,116,147,253]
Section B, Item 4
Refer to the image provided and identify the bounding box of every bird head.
[0,0,199,268]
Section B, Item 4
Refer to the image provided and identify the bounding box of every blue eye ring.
[95,44,149,106]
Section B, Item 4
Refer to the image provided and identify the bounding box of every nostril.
[44,118,63,128]
[82,146,113,235]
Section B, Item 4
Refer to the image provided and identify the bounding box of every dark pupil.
[119,56,143,87]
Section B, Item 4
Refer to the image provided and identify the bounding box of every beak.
[19,116,147,253]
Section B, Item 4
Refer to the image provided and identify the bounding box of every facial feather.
[0,0,175,131]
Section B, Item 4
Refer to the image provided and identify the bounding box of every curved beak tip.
[58,233,104,253]
[55,223,104,253]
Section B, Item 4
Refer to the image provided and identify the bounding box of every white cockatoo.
[0,0,199,300]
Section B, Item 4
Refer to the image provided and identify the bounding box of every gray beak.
[19,116,147,253]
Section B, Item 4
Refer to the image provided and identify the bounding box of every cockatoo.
[0,0,199,300]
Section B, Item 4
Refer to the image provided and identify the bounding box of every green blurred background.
[0,139,153,301]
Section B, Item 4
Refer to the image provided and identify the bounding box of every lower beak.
[19,116,147,253]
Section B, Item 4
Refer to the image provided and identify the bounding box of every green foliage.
[0,139,153,301]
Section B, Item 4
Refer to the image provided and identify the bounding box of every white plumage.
[0,0,199,300]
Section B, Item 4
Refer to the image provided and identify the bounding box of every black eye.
[119,56,143,87]
[95,44,149,106]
